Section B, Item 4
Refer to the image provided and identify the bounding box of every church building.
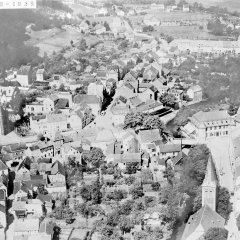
[181,156,225,240]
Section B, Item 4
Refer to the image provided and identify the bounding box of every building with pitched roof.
[185,110,234,141]
[47,161,66,195]
[138,129,162,150]
[187,85,203,103]
[181,156,223,240]
[181,205,224,240]
[73,94,102,116]
[30,113,68,138]
[16,65,32,87]
[14,217,39,237]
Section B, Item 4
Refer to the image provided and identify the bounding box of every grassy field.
[152,25,226,40]
[26,28,82,57]
[70,3,98,17]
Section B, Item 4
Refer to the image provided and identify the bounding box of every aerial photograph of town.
[2,0,240,239]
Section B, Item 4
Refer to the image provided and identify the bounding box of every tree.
[38,184,48,195]
[204,227,228,240]
[104,21,110,31]
[79,38,87,51]
[237,214,240,230]
[119,216,134,234]
[118,40,128,50]
[125,162,139,174]
[124,113,168,136]
[159,184,172,204]
[119,200,134,216]
[106,211,119,227]
[58,83,65,91]
[228,103,238,116]
[85,147,105,168]
[142,25,154,32]
[131,185,144,200]
[77,203,90,226]
[70,40,74,47]
[193,187,202,213]
[151,182,161,192]
[90,177,102,204]
[216,187,232,220]
[160,93,176,107]
[79,184,91,202]
[207,19,225,36]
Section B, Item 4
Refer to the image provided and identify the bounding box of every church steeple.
[202,155,218,211]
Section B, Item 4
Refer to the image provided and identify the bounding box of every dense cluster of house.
[3,7,240,239]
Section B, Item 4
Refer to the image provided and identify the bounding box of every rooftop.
[138,129,162,143]
[181,205,225,240]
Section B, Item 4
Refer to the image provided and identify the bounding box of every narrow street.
[206,136,234,193]
[206,136,240,239]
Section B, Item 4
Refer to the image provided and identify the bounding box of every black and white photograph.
[0,0,240,239]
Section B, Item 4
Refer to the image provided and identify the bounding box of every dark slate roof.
[181,205,225,240]
[55,98,69,109]
[2,143,27,153]
[18,157,32,171]
[0,189,5,201]
[51,161,65,175]
[73,94,100,104]
[160,144,181,153]
[0,160,8,171]
[37,194,52,203]
[17,65,31,75]
[39,220,54,235]
[202,155,218,186]
[172,152,187,166]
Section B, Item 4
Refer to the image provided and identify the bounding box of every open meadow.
[25,28,82,57]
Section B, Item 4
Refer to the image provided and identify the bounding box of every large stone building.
[170,36,240,54]
[183,110,235,141]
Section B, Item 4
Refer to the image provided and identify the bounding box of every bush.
[151,182,161,192]
[216,187,232,220]
[124,175,136,185]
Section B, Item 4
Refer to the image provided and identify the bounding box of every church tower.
[202,155,218,211]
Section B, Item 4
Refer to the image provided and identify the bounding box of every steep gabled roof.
[0,160,8,171]
[202,155,218,187]
[181,205,225,240]
[51,161,65,175]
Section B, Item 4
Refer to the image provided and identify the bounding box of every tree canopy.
[204,227,228,240]
[84,147,105,168]
[124,112,169,136]
[216,186,232,220]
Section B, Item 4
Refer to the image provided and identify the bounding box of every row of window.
[206,131,228,137]
[206,125,228,131]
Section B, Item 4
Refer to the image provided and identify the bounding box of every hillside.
[0,10,63,72]
[188,0,240,11]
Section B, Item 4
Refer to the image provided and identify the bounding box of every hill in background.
[187,0,240,12]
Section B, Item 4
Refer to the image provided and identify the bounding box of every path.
[206,136,234,193]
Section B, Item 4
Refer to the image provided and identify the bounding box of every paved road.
[206,136,234,193]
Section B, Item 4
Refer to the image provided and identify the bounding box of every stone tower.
[202,155,218,211]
